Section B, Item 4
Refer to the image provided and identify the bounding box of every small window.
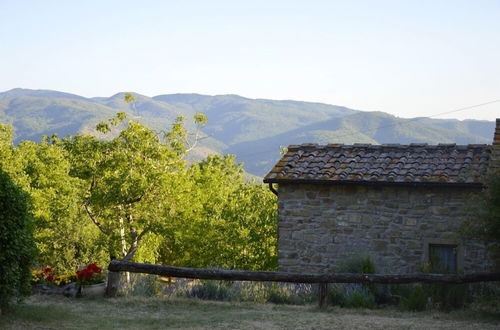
[429,244,457,273]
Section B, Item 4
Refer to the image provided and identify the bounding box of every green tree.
[63,114,185,262]
[159,154,278,270]
[16,138,103,272]
[461,173,500,266]
[0,125,99,274]
[0,168,36,312]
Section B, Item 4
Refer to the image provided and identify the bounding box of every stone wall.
[278,183,492,274]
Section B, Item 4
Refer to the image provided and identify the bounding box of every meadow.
[2,294,500,330]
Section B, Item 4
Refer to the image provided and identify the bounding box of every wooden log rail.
[108,260,500,307]
[109,260,500,284]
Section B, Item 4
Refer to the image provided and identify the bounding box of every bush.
[328,284,376,308]
[426,283,468,311]
[166,280,315,305]
[344,290,376,309]
[187,280,232,301]
[337,255,376,274]
[266,283,304,305]
[460,173,500,266]
[396,283,468,312]
[399,285,428,311]
[327,255,376,309]
[0,169,37,312]
[127,274,163,297]
[328,285,346,306]
[266,284,292,304]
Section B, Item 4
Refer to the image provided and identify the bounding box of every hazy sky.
[1,0,499,120]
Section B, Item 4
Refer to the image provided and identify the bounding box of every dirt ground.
[1,295,499,329]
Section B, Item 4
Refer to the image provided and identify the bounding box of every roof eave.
[262,178,484,188]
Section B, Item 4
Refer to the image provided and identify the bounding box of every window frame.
[423,239,463,273]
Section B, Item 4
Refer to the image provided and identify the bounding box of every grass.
[1,295,500,329]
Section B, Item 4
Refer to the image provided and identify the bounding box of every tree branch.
[123,195,143,205]
[123,226,151,261]
[83,201,110,236]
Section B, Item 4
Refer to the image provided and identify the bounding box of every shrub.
[328,285,346,306]
[166,280,315,305]
[460,173,500,266]
[399,285,428,311]
[266,283,297,304]
[337,255,376,274]
[0,169,37,312]
[425,283,468,311]
[328,255,376,309]
[238,282,314,305]
[127,274,163,297]
[344,290,376,309]
[187,280,232,301]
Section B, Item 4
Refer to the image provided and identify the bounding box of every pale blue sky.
[1,0,499,120]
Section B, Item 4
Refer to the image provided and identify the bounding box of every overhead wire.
[230,98,500,159]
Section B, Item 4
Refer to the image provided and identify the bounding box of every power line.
[422,99,500,119]
[232,98,500,159]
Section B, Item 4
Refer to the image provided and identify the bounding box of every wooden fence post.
[318,282,328,308]
[105,271,120,297]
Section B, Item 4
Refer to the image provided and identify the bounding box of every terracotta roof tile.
[264,144,491,186]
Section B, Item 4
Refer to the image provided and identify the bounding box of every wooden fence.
[108,260,500,307]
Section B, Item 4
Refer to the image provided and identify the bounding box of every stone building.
[264,119,500,274]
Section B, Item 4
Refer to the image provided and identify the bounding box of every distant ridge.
[0,88,494,176]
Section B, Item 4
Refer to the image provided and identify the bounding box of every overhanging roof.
[264,143,491,187]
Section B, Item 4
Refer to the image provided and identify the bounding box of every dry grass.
[1,295,499,330]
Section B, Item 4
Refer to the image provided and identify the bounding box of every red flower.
[87,263,102,273]
[43,267,52,274]
[76,263,105,285]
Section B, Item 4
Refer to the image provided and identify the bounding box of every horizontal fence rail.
[108,260,500,285]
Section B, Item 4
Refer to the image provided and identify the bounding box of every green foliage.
[396,283,468,311]
[0,124,100,274]
[327,256,377,309]
[126,274,163,297]
[158,154,277,270]
[328,285,346,306]
[0,111,279,288]
[62,116,188,262]
[187,280,232,301]
[123,93,135,104]
[343,290,376,309]
[176,280,314,305]
[337,254,376,274]
[16,139,102,273]
[468,282,500,312]
[461,173,500,265]
[327,284,376,309]
[96,112,127,133]
[0,168,37,311]
[263,283,315,305]
[399,285,428,311]
[426,283,468,311]
[193,113,208,126]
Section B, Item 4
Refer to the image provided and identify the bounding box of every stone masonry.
[278,183,492,274]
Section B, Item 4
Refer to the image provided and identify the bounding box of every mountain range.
[0,88,495,177]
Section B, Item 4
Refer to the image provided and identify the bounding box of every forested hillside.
[0,88,495,176]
